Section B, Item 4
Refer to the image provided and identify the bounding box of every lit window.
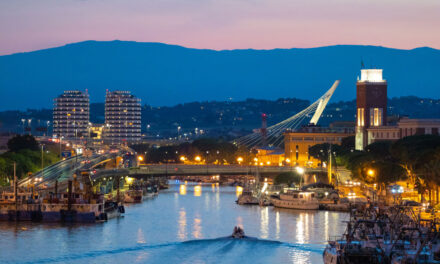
[357,108,364,126]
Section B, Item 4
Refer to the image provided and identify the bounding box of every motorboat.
[271,190,319,210]
[231,226,245,239]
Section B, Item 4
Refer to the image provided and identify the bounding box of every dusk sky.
[1,0,440,55]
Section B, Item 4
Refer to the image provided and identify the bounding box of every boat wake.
[20,237,325,264]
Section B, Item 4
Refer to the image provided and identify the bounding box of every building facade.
[105,91,141,143]
[53,90,90,139]
[284,127,354,167]
[367,117,440,144]
[355,69,388,150]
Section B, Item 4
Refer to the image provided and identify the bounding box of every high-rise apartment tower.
[105,90,141,143]
[53,90,90,139]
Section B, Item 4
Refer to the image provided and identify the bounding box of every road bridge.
[91,164,327,180]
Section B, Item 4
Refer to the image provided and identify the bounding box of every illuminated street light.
[296,167,305,174]
[195,156,201,162]
[137,156,144,162]
[367,169,375,177]
[285,158,291,163]
[237,157,243,164]
[180,156,186,161]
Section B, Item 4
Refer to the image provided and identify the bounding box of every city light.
[367,169,375,177]
[137,156,144,162]
[237,157,243,164]
[285,158,291,163]
[180,156,186,161]
[296,167,305,174]
[195,156,201,162]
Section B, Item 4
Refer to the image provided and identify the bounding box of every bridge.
[18,152,119,188]
[91,164,327,181]
[17,80,341,189]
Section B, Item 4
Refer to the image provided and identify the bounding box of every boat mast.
[327,143,332,185]
[14,162,17,221]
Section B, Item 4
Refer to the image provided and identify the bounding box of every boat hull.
[271,197,319,210]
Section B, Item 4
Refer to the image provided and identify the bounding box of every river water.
[0,182,348,264]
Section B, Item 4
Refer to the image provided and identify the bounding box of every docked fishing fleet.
[323,204,440,264]
[0,171,165,223]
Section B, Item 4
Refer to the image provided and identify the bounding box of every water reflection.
[260,207,269,239]
[192,214,202,238]
[236,186,243,197]
[275,211,280,240]
[137,228,146,244]
[296,213,305,243]
[178,209,187,240]
[194,185,202,197]
[179,185,187,195]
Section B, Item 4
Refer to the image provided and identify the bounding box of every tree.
[309,143,341,166]
[7,134,39,152]
[274,171,302,186]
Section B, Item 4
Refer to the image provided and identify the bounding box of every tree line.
[309,134,440,204]
[0,135,59,186]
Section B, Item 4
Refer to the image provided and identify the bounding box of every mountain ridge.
[1,40,439,110]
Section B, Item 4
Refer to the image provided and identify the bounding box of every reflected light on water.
[137,228,146,244]
[296,213,305,244]
[179,185,187,195]
[178,209,187,240]
[325,211,329,241]
[192,216,202,239]
[275,211,280,240]
[194,185,202,197]
[260,207,269,239]
[236,186,243,197]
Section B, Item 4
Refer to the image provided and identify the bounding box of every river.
[0,182,348,264]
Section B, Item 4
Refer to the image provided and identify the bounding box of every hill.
[0,41,439,110]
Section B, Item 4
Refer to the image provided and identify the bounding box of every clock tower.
[355,69,387,150]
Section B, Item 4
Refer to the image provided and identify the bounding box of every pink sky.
[1,0,439,55]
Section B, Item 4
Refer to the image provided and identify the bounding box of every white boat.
[271,190,319,210]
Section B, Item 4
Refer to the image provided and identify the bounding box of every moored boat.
[271,190,319,210]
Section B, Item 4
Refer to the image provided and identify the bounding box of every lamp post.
[21,119,25,134]
[41,144,44,181]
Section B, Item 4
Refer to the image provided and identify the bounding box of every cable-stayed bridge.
[233,80,340,148]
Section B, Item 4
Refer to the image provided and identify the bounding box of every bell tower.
[355,69,387,150]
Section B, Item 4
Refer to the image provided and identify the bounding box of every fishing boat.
[103,201,124,219]
[0,190,42,221]
[237,189,259,205]
[271,190,319,210]
[124,190,143,203]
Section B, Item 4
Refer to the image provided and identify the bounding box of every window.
[369,108,383,126]
[357,108,364,126]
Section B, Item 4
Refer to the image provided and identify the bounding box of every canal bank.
[0,183,347,264]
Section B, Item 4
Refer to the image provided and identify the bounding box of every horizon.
[1,40,439,57]
[2,94,439,112]
[1,0,440,55]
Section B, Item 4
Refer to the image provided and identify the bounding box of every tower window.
[369,108,383,126]
[357,108,364,127]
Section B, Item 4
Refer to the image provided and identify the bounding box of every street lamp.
[296,166,305,174]
[195,156,201,162]
[237,157,243,165]
[367,169,375,177]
